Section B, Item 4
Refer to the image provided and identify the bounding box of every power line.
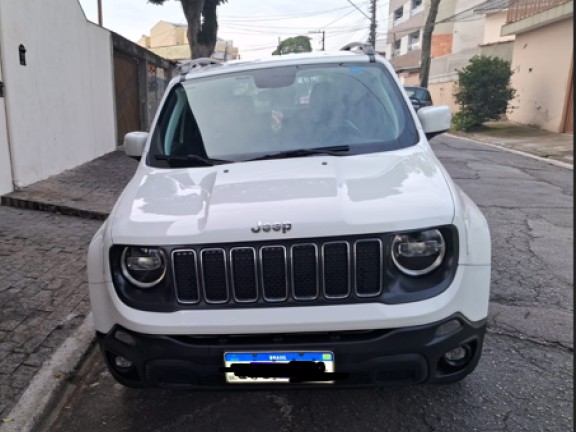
[220,3,369,22]
[327,16,368,49]
[345,0,371,20]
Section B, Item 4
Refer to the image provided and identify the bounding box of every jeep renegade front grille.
[172,239,383,306]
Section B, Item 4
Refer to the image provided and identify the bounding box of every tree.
[453,55,516,131]
[272,36,312,56]
[419,0,441,88]
[149,0,227,59]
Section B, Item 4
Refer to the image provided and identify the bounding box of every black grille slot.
[261,246,288,301]
[231,248,258,302]
[201,249,228,303]
[355,240,382,296]
[292,244,318,300]
[323,242,350,298]
[173,251,200,303]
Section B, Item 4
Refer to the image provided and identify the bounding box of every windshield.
[148,63,418,167]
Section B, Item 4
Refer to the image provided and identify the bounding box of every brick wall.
[432,34,453,58]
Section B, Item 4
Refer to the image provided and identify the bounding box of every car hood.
[110,147,455,245]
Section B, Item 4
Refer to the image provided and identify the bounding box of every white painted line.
[445,133,573,170]
[2,314,95,432]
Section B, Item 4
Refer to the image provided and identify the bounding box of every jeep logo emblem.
[251,221,292,234]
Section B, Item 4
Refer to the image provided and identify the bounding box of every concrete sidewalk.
[448,120,573,167]
[0,125,572,430]
[1,151,139,220]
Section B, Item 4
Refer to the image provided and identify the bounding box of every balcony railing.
[507,0,571,23]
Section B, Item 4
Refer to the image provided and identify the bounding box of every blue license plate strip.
[224,351,334,384]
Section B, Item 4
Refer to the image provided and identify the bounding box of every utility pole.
[97,0,103,26]
[369,0,377,47]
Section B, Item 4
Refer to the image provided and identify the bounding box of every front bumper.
[97,313,486,389]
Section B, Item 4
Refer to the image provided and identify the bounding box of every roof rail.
[340,42,376,63]
[178,57,223,77]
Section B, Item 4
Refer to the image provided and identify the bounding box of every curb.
[0,196,108,221]
[445,133,574,170]
[1,314,96,432]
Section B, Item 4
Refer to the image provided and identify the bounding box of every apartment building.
[386,0,458,84]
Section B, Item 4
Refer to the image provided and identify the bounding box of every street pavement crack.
[487,329,573,353]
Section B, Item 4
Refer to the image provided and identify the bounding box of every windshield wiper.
[154,154,229,167]
[247,145,350,161]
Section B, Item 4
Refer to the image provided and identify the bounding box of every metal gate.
[113,52,142,145]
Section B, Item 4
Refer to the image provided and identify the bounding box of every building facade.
[501,0,573,132]
[138,21,239,62]
[386,0,458,84]
[427,0,515,111]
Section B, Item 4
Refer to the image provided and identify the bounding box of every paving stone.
[10,365,38,389]
[0,206,102,417]
[1,150,138,218]
[0,353,27,375]
[22,347,53,368]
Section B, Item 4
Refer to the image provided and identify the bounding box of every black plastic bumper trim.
[97,313,486,389]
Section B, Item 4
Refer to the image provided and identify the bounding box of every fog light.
[445,347,467,362]
[114,355,133,369]
[443,344,472,367]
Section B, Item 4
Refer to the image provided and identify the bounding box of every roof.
[474,0,509,13]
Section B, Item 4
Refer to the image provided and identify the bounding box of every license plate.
[224,351,335,384]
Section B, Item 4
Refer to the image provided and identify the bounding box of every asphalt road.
[42,135,573,432]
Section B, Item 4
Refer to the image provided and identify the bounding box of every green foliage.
[272,36,312,55]
[452,111,480,132]
[453,55,515,131]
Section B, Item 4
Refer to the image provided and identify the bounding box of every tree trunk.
[180,0,221,59]
[420,0,441,88]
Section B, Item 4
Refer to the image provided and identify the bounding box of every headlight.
[120,247,166,288]
[391,229,446,276]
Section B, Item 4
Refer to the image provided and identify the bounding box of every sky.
[78,0,389,59]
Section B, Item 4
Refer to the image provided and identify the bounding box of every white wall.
[508,18,573,132]
[0,47,14,195]
[483,11,515,44]
[0,0,116,189]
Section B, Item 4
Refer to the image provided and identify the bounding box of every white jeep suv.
[87,43,491,388]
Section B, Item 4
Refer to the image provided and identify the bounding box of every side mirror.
[409,97,420,110]
[417,106,451,140]
[124,132,149,161]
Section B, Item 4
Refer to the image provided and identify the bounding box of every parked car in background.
[404,86,433,111]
